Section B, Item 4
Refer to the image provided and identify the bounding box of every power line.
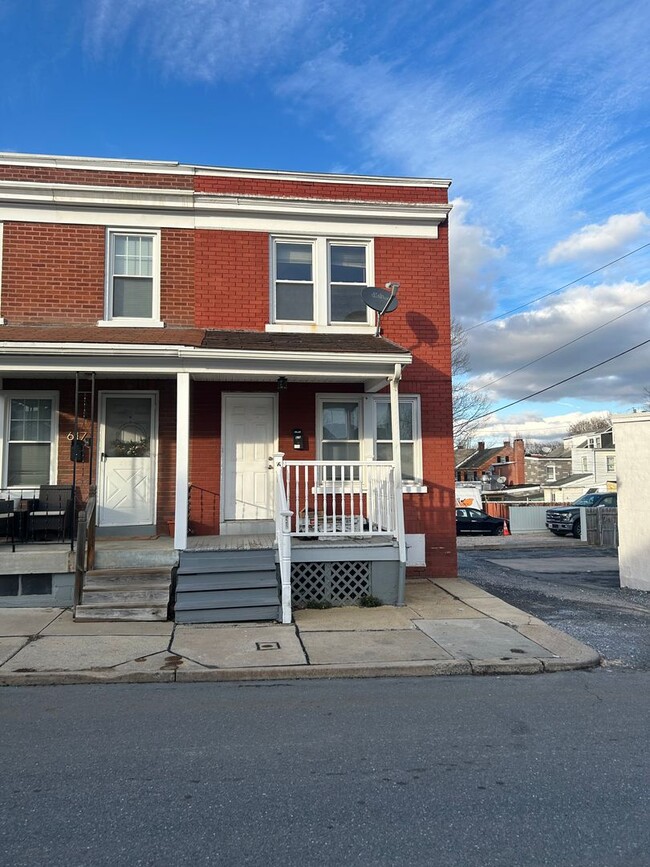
[464,297,650,396]
[465,241,650,332]
[470,337,650,422]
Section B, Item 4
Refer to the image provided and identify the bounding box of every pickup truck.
[546,492,617,538]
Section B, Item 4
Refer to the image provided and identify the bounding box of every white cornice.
[0,151,451,188]
[0,180,451,237]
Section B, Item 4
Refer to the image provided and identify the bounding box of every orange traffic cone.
[503,520,510,536]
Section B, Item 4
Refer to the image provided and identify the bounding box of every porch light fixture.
[277,376,288,391]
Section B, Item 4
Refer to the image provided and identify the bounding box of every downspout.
[389,364,407,604]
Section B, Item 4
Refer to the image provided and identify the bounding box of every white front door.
[98,392,158,528]
[222,394,276,530]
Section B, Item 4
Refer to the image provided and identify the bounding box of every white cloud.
[465,280,650,406]
[546,212,650,265]
[84,0,335,81]
[449,197,507,320]
[471,409,615,446]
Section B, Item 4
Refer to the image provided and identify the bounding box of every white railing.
[282,460,398,537]
[274,455,294,625]
[273,454,406,623]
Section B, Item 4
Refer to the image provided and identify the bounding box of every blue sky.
[2,0,649,442]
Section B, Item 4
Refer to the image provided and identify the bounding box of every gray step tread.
[175,588,279,610]
[175,606,279,624]
[176,572,277,592]
[178,553,275,575]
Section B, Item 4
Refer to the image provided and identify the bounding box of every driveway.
[457,539,650,671]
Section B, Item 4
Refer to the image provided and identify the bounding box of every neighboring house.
[455,439,525,488]
[611,412,650,591]
[542,429,617,502]
[0,151,455,620]
[525,444,571,486]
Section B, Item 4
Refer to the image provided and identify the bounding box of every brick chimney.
[478,442,485,452]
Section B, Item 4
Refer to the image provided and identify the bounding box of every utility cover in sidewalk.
[415,619,553,660]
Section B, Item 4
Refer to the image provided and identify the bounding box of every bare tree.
[566,414,611,436]
[451,319,491,446]
[524,439,563,454]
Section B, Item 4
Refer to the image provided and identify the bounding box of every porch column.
[174,372,190,550]
[389,364,407,603]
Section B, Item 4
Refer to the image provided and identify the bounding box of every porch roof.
[0,326,411,384]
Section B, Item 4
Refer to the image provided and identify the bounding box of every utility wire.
[469,337,650,422]
[464,297,650,396]
[465,241,650,332]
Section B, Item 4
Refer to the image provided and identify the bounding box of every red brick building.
[0,152,455,619]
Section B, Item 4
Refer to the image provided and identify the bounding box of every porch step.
[175,548,280,624]
[93,547,178,570]
[74,605,168,622]
[75,565,173,622]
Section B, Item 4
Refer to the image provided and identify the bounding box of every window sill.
[97,319,165,328]
[402,485,428,494]
[265,323,376,335]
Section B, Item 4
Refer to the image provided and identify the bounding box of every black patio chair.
[30,485,74,542]
[0,499,16,552]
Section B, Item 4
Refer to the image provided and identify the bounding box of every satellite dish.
[362,286,399,314]
[362,283,400,336]
[497,476,507,484]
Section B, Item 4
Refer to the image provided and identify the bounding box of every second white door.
[222,394,276,529]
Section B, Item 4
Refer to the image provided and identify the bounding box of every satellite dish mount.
[362,282,400,336]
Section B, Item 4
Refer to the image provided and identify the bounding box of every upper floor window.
[546,465,556,481]
[3,394,58,487]
[270,237,373,331]
[101,229,162,326]
[606,455,616,473]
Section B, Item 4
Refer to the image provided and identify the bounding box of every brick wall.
[195,174,448,204]
[0,165,192,189]
[1,223,195,326]
[194,230,268,329]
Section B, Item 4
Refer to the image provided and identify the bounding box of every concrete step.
[74,604,169,622]
[93,547,178,570]
[84,567,172,589]
[82,587,171,605]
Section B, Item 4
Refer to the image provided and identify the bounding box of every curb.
[0,652,600,687]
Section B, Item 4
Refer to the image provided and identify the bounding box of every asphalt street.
[458,541,650,670]
[2,675,649,867]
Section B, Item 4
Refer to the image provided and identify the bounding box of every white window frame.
[1,391,59,491]
[316,394,425,492]
[268,236,375,333]
[0,222,5,324]
[606,455,616,473]
[99,228,163,328]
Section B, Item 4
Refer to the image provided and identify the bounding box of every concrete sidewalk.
[0,577,601,686]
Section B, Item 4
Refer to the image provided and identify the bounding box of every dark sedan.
[456,507,507,536]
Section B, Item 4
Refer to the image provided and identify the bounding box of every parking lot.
[456,535,650,671]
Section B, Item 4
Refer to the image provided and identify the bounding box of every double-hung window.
[102,229,161,326]
[373,397,419,483]
[3,394,58,487]
[317,395,423,488]
[271,237,373,330]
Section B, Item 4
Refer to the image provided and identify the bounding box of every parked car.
[546,492,617,538]
[456,507,507,536]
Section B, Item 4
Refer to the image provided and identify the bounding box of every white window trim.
[1,391,59,490]
[98,227,164,328]
[315,393,426,492]
[267,236,376,334]
[0,222,5,324]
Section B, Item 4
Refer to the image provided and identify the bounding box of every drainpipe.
[389,364,407,604]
